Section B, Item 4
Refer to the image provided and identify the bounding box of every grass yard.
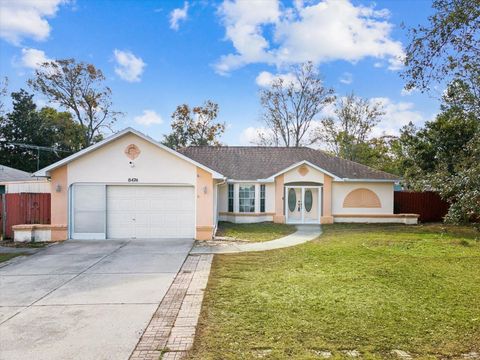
[189,224,480,359]
[216,221,297,242]
[0,253,24,263]
[0,240,48,248]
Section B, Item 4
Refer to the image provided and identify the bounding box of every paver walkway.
[130,254,213,360]
[190,224,322,254]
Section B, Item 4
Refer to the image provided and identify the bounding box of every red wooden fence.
[394,191,449,222]
[0,193,51,239]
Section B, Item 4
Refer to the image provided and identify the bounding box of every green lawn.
[189,224,480,359]
[0,253,24,263]
[216,221,297,242]
[0,240,48,248]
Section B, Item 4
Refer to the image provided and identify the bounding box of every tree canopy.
[257,62,335,147]
[0,90,85,172]
[314,93,385,162]
[28,59,120,147]
[402,0,480,110]
[162,100,225,150]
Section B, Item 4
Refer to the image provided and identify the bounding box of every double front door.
[285,186,321,224]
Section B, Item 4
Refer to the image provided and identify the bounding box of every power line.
[8,142,72,171]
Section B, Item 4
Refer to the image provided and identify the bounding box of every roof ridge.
[182,145,316,150]
[179,145,400,180]
[314,148,397,177]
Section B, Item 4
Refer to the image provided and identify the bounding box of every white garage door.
[106,186,195,239]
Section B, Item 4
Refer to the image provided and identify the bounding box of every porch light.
[55,184,62,193]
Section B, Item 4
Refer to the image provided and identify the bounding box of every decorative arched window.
[343,188,381,208]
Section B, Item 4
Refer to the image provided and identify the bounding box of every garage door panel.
[74,211,105,233]
[72,185,106,239]
[108,198,135,210]
[106,186,195,239]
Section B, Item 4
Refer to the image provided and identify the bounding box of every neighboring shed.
[0,165,50,194]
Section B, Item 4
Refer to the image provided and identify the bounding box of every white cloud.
[0,0,66,45]
[370,97,426,137]
[20,48,51,69]
[216,0,280,74]
[339,72,353,84]
[255,71,297,87]
[113,49,146,82]
[400,87,418,96]
[319,101,337,118]
[215,0,404,74]
[170,2,189,31]
[134,110,163,126]
[239,126,273,145]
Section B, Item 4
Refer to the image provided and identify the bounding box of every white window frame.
[238,184,256,213]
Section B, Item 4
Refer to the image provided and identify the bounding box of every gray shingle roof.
[179,146,399,181]
[0,165,33,182]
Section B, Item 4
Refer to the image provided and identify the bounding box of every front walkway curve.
[190,224,322,254]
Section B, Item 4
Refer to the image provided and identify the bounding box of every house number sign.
[128,178,139,182]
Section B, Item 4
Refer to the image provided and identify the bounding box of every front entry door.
[285,186,321,224]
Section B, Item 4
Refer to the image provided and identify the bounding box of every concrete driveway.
[0,238,194,360]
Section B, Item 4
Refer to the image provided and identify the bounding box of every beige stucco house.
[32,128,417,241]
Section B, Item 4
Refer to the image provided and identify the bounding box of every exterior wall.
[273,174,285,223]
[334,214,418,224]
[196,167,215,240]
[219,213,274,223]
[217,182,275,224]
[343,188,381,208]
[4,181,50,193]
[332,182,394,215]
[265,183,275,213]
[67,133,196,186]
[322,175,333,224]
[218,183,228,213]
[284,164,325,184]
[50,166,68,240]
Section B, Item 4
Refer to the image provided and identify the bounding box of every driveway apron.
[0,238,194,360]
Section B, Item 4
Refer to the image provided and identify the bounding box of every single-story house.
[0,164,50,194]
[31,128,417,241]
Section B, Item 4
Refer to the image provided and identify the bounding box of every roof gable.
[33,128,224,179]
[265,160,341,181]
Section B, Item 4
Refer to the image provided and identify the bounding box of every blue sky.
[0,0,438,145]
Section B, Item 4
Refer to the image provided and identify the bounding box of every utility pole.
[8,143,71,171]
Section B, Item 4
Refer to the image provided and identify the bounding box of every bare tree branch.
[256,62,335,147]
[313,93,385,162]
